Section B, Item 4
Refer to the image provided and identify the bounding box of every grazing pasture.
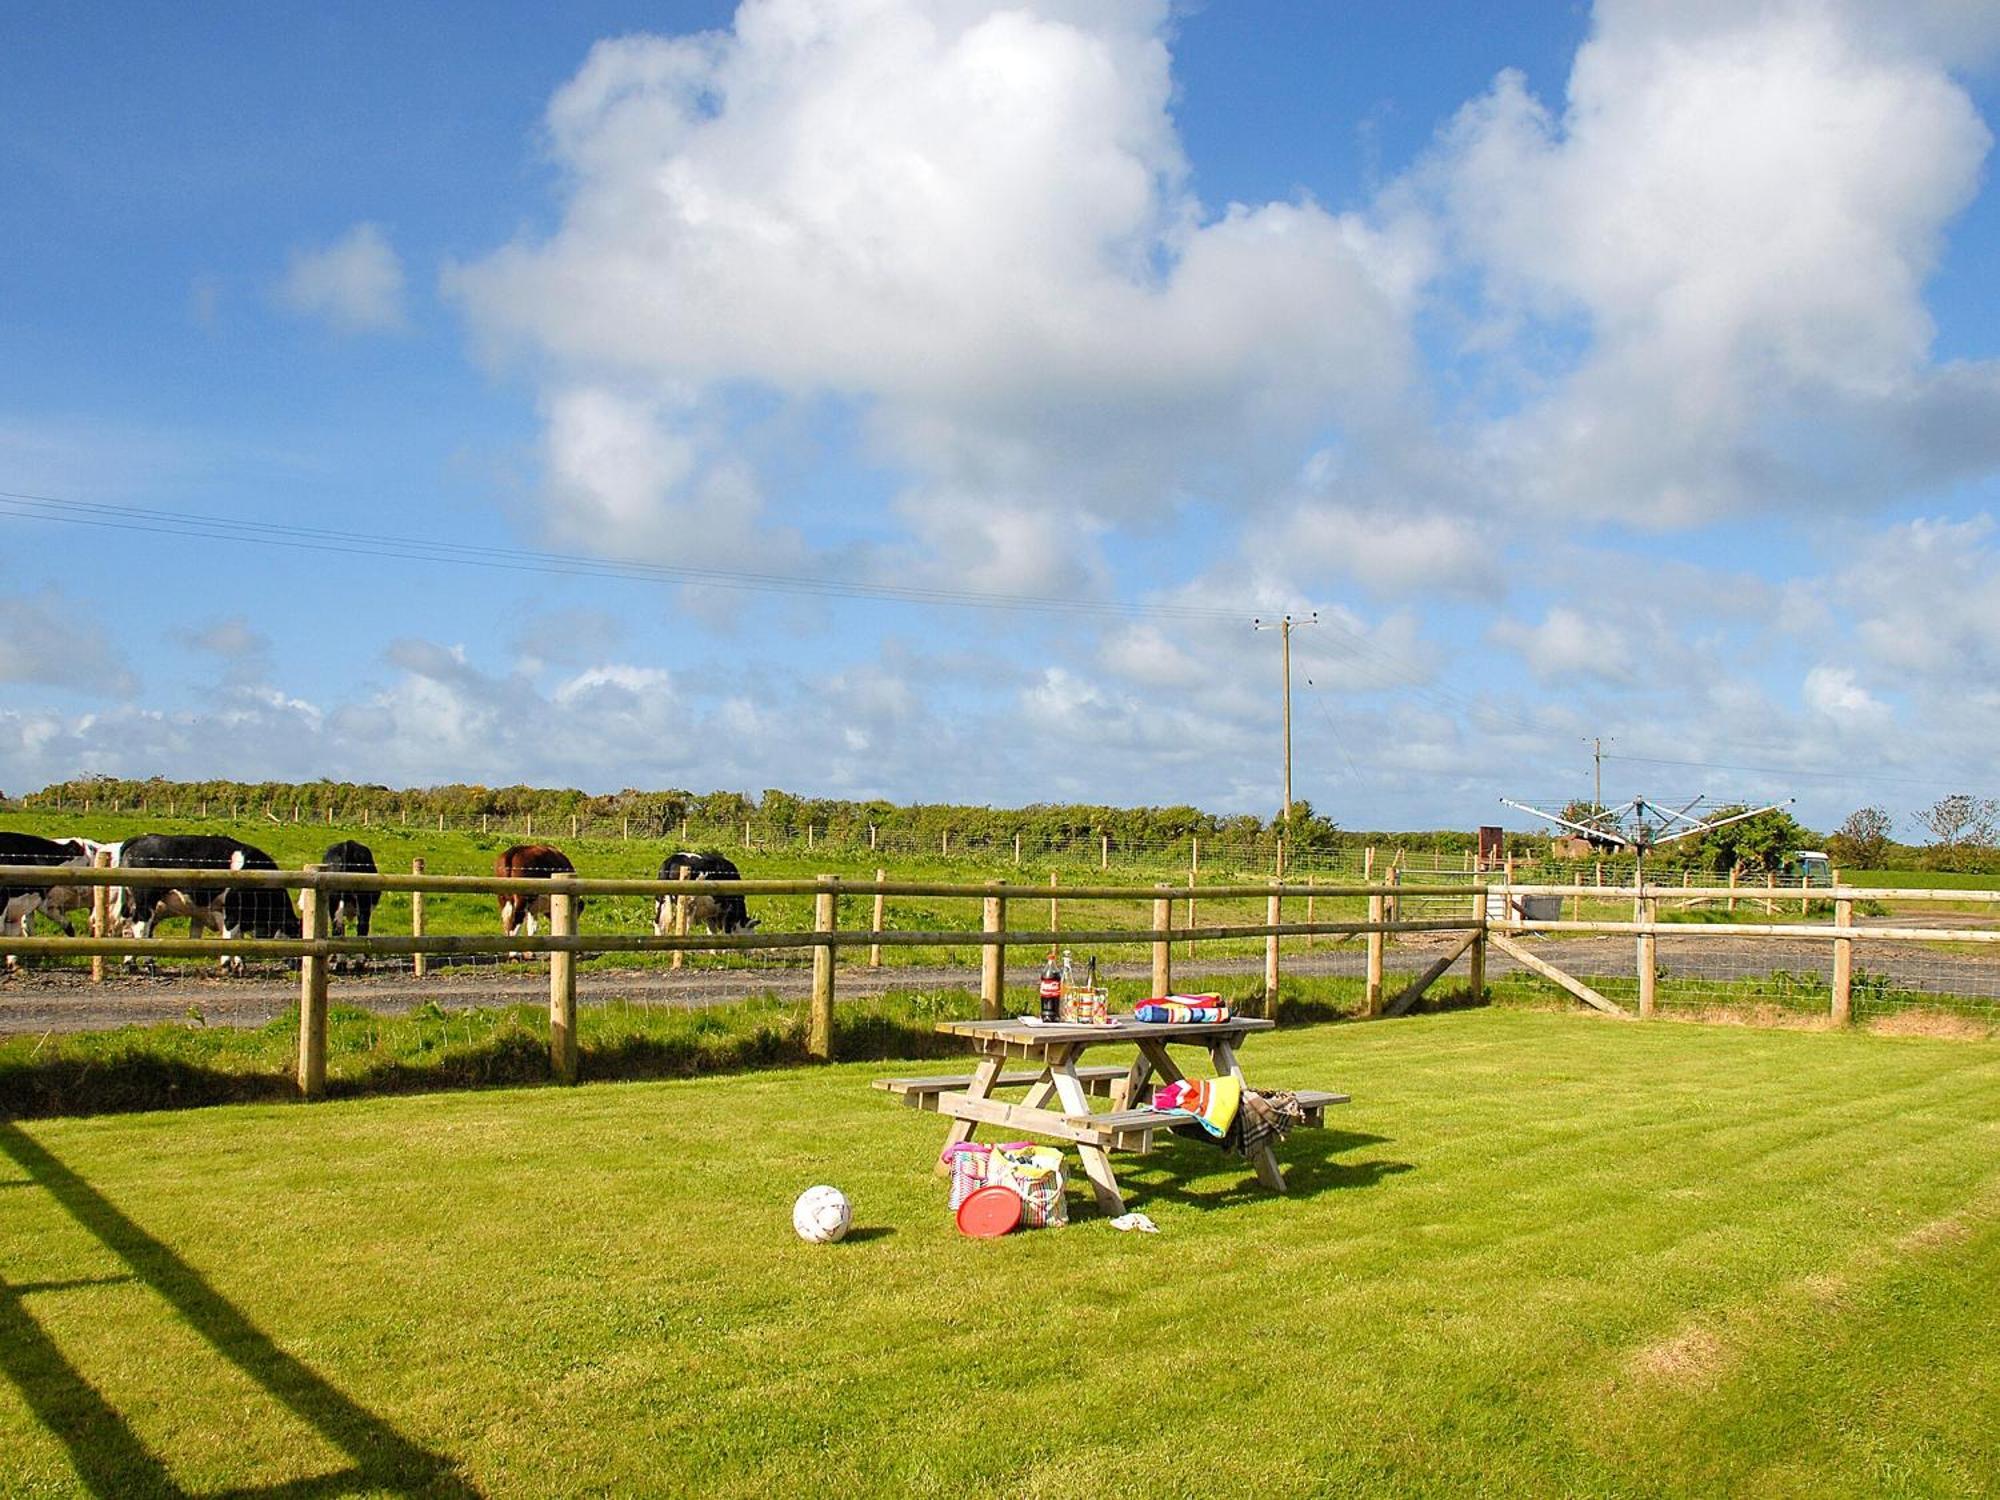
[0,809,1339,973]
[1,1009,1994,1496]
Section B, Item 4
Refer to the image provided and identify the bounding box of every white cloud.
[1802,664,1891,731]
[447,0,1429,569]
[1821,516,2000,700]
[279,222,408,334]
[1490,605,1633,685]
[1432,0,2000,523]
[1257,500,1497,600]
[0,590,136,698]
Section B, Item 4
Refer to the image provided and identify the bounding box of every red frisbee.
[955,1185,1022,1238]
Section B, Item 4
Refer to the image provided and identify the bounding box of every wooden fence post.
[1765,871,1776,915]
[1151,885,1172,999]
[1185,871,1197,959]
[1100,833,1109,870]
[670,868,690,970]
[868,824,877,851]
[807,824,815,851]
[548,892,577,1083]
[1049,870,1059,932]
[1305,874,1316,949]
[411,858,427,979]
[1263,881,1281,1016]
[980,882,1006,1020]
[90,850,110,984]
[870,868,886,969]
[1727,864,1738,914]
[1365,890,1384,1017]
[1468,885,1487,1003]
[1832,895,1854,1025]
[809,878,836,1059]
[942,829,950,857]
[298,870,328,1100]
[1637,891,1657,1019]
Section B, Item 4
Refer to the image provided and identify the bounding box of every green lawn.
[1,1009,1995,1497]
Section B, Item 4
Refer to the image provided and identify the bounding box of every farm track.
[2,923,1994,1033]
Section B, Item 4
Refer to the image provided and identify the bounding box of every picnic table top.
[934,1016,1275,1046]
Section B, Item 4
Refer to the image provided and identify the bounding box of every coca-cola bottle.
[1039,950,1062,1022]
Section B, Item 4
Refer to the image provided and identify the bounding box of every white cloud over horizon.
[278,222,408,334]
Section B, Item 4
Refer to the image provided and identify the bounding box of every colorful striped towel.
[1151,1075,1243,1138]
[1133,996,1229,1024]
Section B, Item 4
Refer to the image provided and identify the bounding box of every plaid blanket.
[1234,1089,1307,1157]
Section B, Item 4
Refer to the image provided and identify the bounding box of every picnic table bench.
[874,1015,1347,1215]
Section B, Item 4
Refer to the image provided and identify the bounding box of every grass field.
[2,1008,1995,1497]
[1846,869,2000,889]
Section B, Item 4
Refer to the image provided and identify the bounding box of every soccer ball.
[793,1185,852,1244]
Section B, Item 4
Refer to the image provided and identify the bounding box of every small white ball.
[793,1184,852,1244]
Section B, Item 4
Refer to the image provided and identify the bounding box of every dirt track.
[2,922,1993,1035]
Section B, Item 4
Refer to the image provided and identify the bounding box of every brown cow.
[495,844,581,953]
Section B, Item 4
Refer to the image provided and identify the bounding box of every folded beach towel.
[1151,1074,1242,1138]
[1132,996,1230,1024]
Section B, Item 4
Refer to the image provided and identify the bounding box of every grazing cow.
[119,834,301,974]
[495,844,581,953]
[653,851,758,936]
[35,838,123,937]
[0,832,91,968]
[322,839,379,972]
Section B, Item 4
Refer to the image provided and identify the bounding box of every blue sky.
[4,0,2000,835]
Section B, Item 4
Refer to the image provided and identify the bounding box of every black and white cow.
[322,839,378,971]
[0,831,92,968]
[119,833,301,973]
[653,851,758,936]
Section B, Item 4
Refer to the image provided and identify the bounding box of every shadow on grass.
[0,1001,975,1120]
[1115,1128,1412,1213]
[1,983,1422,1122]
[0,1121,477,1497]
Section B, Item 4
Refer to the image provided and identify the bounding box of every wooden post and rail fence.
[4,866,1993,1103]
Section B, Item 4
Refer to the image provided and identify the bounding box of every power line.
[4,483,1556,734]
[0,489,1249,624]
[1602,751,1975,792]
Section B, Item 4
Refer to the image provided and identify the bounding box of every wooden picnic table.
[873,1016,1346,1216]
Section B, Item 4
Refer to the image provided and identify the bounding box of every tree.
[1915,794,1998,871]
[1681,805,1813,874]
[1559,799,1617,836]
[1827,807,1893,870]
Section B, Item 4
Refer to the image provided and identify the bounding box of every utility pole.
[1254,612,1317,824]
[1590,736,1614,814]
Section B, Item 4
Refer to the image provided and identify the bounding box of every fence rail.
[4,866,1994,1101]
[9,795,1807,884]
